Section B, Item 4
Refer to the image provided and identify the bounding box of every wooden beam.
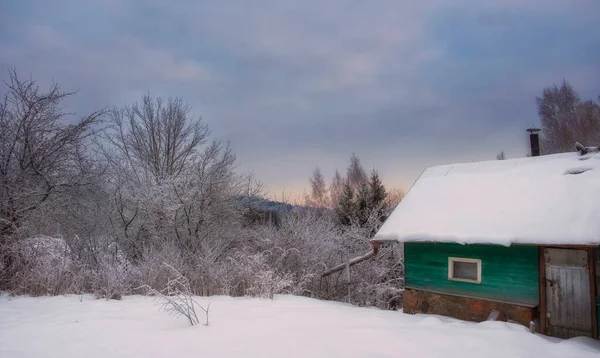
[512,244,598,248]
[538,246,547,335]
[321,241,381,278]
[538,244,599,249]
[589,248,598,339]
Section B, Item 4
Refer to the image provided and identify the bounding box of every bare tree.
[576,99,600,142]
[327,154,368,217]
[103,93,261,273]
[101,94,207,261]
[305,167,329,208]
[537,80,600,153]
[0,69,103,240]
[496,151,506,160]
[346,153,367,191]
[169,141,255,260]
[105,94,209,182]
[329,170,344,208]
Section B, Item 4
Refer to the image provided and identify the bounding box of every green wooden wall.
[405,242,539,306]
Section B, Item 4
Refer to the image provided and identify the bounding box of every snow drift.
[1,294,598,358]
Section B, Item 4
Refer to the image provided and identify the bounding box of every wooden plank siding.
[538,246,598,339]
[538,247,547,334]
[545,259,591,334]
[590,248,598,338]
[596,247,600,296]
[405,243,539,306]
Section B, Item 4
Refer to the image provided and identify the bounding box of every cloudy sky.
[1,0,599,200]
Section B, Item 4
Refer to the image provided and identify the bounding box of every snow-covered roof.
[375,152,600,246]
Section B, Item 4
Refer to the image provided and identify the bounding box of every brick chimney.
[527,128,541,157]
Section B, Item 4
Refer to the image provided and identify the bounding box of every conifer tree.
[356,182,370,227]
[335,181,356,226]
[368,170,388,225]
[329,155,391,229]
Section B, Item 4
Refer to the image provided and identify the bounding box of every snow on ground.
[1,295,599,358]
[375,152,600,246]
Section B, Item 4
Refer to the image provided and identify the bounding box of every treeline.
[304,154,403,229]
[0,70,404,308]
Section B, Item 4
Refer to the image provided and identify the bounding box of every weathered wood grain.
[545,248,592,338]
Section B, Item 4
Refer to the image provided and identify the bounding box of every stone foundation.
[403,289,536,327]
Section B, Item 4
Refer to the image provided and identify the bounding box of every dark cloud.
[1,0,599,197]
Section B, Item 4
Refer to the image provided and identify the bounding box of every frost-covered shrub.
[1,236,73,295]
[0,235,135,299]
[134,243,187,293]
[248,209,404,309]
[89,260,132,300]
[1,207,404,311]
[348,246,404,309]
[219,248,293,299]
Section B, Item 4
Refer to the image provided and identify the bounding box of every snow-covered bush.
[89,260,133,300]
[134,242,188,293]
[251,209,404,309]
[220,248,294,299]
[209,209,404,307]
[0,203,404,310]
[348,244,404,309]
[1,236,74,296]
[0,234,137,299]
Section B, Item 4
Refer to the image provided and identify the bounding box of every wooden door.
[545,248,592,338]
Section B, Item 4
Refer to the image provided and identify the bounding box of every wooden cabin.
[374,150,600,339]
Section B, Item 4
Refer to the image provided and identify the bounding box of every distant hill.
[237,195,298,212]
[256,199,297,212]
[238,196,333,214]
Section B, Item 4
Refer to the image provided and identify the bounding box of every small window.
[448,257,481,284]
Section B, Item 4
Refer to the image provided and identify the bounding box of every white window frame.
[448,257,482,284]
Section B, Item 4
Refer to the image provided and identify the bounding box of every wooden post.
[589,248,598,339]
[346,257,351,304]
[538,246,547,335]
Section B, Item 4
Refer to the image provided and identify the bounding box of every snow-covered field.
[1,294,598,358]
